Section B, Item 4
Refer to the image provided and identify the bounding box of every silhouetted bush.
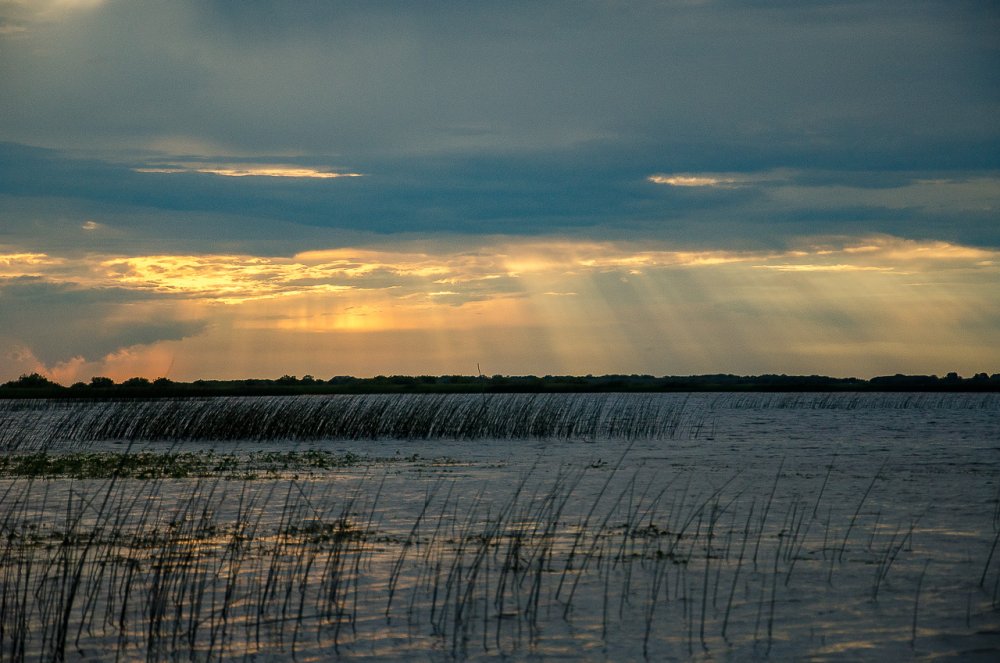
[122,377,152,387]
[3,373,57,389]
[2,371,999,398]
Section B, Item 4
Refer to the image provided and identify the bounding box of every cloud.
[754,264,893,273]
[0,251,64,274]
[648,174,738,187]
[0,278,205,365]
[5,235,996,308]
[0,0,105,29]
[134,162,363,179]
[100,254,357,303]
[2,234,998,380]
[0,22,26,36]
[2,1,997,170]
[4,143,998,253]
[1,1,998,380]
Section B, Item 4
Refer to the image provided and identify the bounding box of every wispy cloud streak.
[3,236,996,304]
[648,174,737,187]
[134,163,363,179]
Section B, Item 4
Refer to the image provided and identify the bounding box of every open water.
[0,393,998,660]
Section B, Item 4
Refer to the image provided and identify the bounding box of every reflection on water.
[0,393,998,660]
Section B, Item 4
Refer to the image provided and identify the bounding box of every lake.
[1,393,998,660]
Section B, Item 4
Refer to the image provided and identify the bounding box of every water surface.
[1,393,998,660]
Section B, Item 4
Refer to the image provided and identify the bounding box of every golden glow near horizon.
[2,235,998,383]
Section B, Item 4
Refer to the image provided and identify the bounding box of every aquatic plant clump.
[0,393,698,449]
[2,392,997,450]
[0,450,421,479]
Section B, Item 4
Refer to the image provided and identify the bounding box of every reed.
[0,393,997,660]
[0,394,705,449]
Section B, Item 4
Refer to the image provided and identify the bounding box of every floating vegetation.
[0,450,430,479]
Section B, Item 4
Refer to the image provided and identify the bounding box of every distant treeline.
[1,371,999,398]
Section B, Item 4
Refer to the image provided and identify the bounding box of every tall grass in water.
[0,393,701,449]
[5,392,999,450]
[1,455,998,660]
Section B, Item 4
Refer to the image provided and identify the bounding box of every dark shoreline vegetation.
[3,371,999,398]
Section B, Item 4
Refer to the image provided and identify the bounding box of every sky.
[1,0,998,383]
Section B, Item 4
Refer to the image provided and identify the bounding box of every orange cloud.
[3,235,998,383]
